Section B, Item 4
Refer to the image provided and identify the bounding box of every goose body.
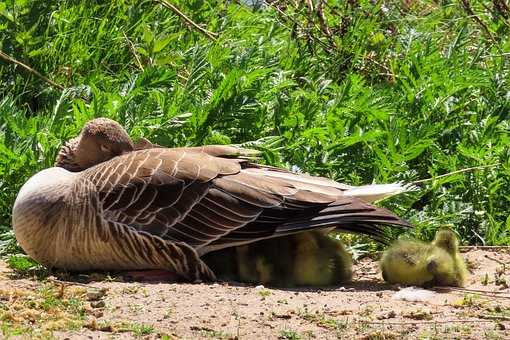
[13,118,412,282]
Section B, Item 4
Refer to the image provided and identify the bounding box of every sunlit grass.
[0,282,88,338]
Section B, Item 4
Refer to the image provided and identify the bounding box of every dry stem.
[155,0,217,41]
[0,50,64,91]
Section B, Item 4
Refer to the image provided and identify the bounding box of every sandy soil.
[1,248,509,339]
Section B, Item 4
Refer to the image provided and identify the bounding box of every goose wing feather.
[83,147,410,257]
[86,148,260,249]
[134,138,261,160]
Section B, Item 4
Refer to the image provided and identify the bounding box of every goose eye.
[100,144,110,153]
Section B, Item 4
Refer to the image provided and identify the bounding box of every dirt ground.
[1,248,509,339]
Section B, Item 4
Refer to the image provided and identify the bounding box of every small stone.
[495,323,505,330]
[87,288,107,301]
[403,309,432,320]
[92,310,103,318]
[84,317,97,330]
[377,310,396,320]
[99,323,114,332]
[91,300,105,308]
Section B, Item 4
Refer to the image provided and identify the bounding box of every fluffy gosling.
[380,229,468,287]
[203,231,352,287]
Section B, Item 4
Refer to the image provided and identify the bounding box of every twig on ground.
[484,254,507,267]
[363,319,496,325]
[155,0,217,40]
[459,246,510,250]
[317,0,332,38]
[0,50,65,91]
[478,314,510,321]
[434,286,510,299]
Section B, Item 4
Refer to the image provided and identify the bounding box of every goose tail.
[344,182,419,203]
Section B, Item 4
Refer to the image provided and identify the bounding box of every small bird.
[203,231,352,287]
[13,118,412,282]
[380,228,468,287]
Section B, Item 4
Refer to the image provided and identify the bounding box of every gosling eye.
[426,259,438,274]
[99,144,110,153]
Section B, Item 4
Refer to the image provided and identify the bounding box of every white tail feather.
[244,167,418,202]
[344,182,418,203]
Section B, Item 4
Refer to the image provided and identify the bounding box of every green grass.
[122,322,155,336]
[7,254,40,272]
[0,281,89,338]
[298,309,348,333]
[258,288,272,298]
[1,0,509,250]
[279,329,301,340]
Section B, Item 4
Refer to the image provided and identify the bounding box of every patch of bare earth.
[0,249,508,339]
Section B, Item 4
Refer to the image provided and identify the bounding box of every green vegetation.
[7,254,40,272]
[0,282,88,338]
[279,329,301,340]
[258,288,272,298]
[298,309,348,333]
[1,0,509,249]
[119,322,155,336]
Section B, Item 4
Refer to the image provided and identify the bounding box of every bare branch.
[264,1,332,52]
[460,0,494,41]
[412,163,500,185]
[0,50,65,91]
[155,0,218,41]
[317,0,332,38]
[123,32,145,71]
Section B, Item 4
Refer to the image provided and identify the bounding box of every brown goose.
[13,118,412,282]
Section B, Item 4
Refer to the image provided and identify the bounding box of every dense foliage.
[1,0,509,249]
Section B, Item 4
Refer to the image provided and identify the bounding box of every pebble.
[91,300,105,308]
[86,288,107,301]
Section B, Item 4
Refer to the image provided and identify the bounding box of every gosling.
[380,228,468,287]
[203,231,352,287]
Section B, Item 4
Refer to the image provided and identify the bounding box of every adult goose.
[13,118,412,282]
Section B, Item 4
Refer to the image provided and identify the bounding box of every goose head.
[55,118,134,171]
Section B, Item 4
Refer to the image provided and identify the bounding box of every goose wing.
[85,147,252,247]
[134,138,261,159]
[85,147,410,256]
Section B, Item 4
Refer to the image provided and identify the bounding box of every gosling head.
[55,118,134,172]
[432,228,459,255]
